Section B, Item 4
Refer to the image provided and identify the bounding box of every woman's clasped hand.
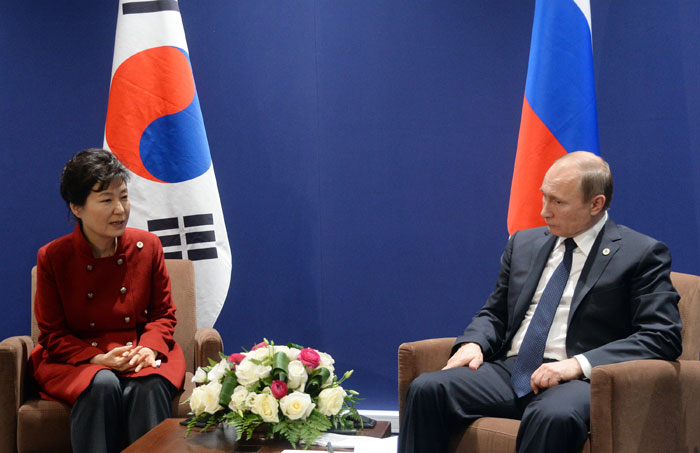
[89,345,157,373]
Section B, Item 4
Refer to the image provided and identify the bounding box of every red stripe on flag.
[507,95,567,235]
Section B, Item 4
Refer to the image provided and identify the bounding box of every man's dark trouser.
[398,356,590,453]
[70,369,177,453]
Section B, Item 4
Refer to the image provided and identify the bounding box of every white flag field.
[104,0,231,328]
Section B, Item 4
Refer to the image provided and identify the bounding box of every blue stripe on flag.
[524,0,599,154]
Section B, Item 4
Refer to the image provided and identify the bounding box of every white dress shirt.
[506,212,608,378]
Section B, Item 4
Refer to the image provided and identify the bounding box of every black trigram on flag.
[148,213,218,261]
[122,0,179,15]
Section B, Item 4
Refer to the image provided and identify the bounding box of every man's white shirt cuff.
[574,354,592,379]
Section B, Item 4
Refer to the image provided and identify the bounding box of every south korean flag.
[104,0,231,328]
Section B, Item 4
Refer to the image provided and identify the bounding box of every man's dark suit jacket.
[455,218,683,367]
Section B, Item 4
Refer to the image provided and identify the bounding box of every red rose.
[251,341,267,351]
[228,353,246,367]
[298,348,321,369]
[270,380,288,399]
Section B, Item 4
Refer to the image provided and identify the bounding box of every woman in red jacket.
[29,148,186,452]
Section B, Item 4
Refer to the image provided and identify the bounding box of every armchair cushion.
[449,418,520,452]
[17,399,71,453]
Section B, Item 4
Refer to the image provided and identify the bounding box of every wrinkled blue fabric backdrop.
[1,1,698,410]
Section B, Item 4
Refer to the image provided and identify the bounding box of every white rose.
[318,352,336,386]
[286,347,301,361]
[318,352,335,369]
[272,345,288,356]
[203,381,225,414]
[228,385,250,412]
[190,380,224,415]
[251,393,280,423]
[286,360,308,391]
[247,347,271,362]
[245,391,257,409]
[189,385,206,415]
[279,391,315,420]
[207,359,230,382]
[317,387,347,416]
[236,358,272,388]
[192,367,207,383]
[272,345,300,361]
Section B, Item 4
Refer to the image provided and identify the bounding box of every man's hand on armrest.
[443,342,483,370]
[530,357,583,394]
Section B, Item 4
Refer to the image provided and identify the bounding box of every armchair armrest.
[0,336,34,453]
[174,328,223,417]
[590,359,700,452]
[398,337,456,417]
[194,327,224,368]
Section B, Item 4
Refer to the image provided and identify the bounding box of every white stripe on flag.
[573,0,593,34]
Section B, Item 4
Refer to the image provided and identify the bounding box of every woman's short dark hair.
[60,148,130,208]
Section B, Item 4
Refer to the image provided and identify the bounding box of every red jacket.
[30,223,186,405]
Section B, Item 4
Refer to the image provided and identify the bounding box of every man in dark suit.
[398,151,682,452]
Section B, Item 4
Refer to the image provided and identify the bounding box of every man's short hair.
[556,151,613,211]
[578,157,613,211]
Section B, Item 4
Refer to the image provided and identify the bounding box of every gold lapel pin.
[602,248,611,256]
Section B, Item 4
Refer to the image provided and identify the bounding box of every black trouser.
[398,356,590,453]
[70,370,177,453]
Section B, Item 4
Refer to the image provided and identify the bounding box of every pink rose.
[228,353,246,367]
[270,380,288,399]
[298,348,321,369]
[251,342,267,351]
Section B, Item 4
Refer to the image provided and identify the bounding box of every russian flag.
[507,0,600,235]
[104,0,232,328]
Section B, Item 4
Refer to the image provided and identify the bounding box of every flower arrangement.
[186,339,361,448]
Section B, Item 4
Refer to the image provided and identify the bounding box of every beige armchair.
[0,259,224,453]
[398,271,700,452]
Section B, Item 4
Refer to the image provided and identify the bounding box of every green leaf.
[185,412,227,437]
[218,373,238,407]
[304,368,331,397]
[272,351,289,381]
[224,411,265,441]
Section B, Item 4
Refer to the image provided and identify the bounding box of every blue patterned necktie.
[511,237,577,397]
